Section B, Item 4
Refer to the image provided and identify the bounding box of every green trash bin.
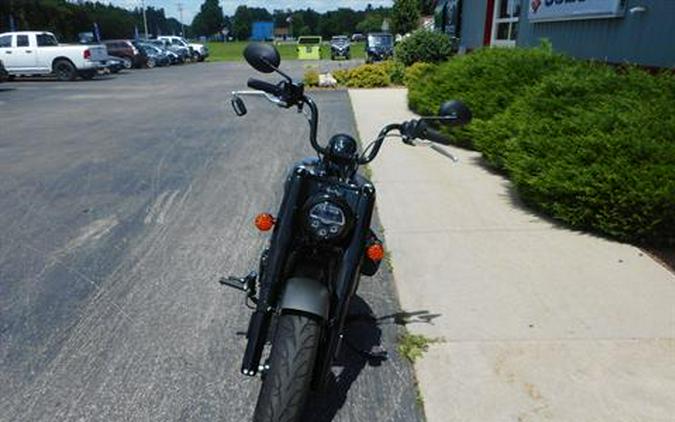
[297,36,322,60]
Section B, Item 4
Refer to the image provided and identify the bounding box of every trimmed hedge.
[407,43,573,147]
[394,29,454,66]
[332,61,405,88]
[477,64,675,244]
[406,46,675,246]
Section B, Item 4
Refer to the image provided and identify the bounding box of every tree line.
[0,0,184,42]
[0,0,436,42]
[192,0,437,40]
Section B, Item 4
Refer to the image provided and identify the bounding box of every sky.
[108,1,395,24]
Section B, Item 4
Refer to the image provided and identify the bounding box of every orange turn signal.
[254,213,275,231]
[366,243,385,262]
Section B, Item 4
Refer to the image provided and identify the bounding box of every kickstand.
[343,313,388,362]
[343,338,388,362]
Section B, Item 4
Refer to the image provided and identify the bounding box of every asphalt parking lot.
[0,62,422,421]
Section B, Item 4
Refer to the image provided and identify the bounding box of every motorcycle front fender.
[280,277,330,320]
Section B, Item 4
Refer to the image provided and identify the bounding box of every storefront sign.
[528,0,626,22]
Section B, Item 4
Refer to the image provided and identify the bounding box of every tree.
[391,0,420,35]
[356,14,383,34]
[230,5,271,40]
[190,0,224,36]
[419,0,436,15]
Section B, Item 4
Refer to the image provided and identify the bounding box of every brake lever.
[429,144,459,162]
[231,90,287,107]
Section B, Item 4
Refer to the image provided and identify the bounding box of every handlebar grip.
[422,127,452,145]
[247,78,283,97]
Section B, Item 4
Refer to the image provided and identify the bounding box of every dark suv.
[102,40,147,69]
[365,32,394,63]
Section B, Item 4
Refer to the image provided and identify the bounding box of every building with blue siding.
[435,0,674,68]
[251,21,274,41]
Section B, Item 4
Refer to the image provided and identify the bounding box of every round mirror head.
[243,43,281,73]
[439,100,472,126]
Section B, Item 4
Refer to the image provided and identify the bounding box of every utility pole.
[141,0,149,39]
[177,2,185,37]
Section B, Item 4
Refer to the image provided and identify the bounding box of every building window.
[491,0,520,47]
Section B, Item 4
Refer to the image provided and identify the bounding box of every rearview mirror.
[439,100,472,126]
[244,43,281,73]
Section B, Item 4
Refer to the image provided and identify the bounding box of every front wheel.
[253,313,321,422]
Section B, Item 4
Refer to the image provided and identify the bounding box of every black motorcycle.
[221,43,471,421]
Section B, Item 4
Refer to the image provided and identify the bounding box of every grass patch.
[398,330,440,363]
[207,41,365,62]
[383,250,394,272]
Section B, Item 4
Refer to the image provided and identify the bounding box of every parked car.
[102,39,146,69]
[157,35,207,62]
[330,35,351,60]
[153,37,191,62]
[0,31,107,81]
[0,59,8,82]
[351,33,364,42]
[148,40,182,64]
[102,55,127,73]
[133,42,171,67]
[365,32,394,63]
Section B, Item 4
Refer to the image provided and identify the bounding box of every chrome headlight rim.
[302,194,354,242]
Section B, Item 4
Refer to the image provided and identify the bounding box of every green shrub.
[395,29,454,66]
[404,61,437,87]
[475,64,675,245]
[332,63,391,88]
[346,64,390,87]
[406,44,574,147]
[380,60,406,85]
[333,68,350,85]
[303,68,319,87]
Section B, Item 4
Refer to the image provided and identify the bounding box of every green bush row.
[328,61,405,88]
[406,46,675,245]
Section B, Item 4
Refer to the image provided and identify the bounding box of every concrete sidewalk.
[349,88,675,421]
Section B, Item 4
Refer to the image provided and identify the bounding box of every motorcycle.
[220,43,472,421]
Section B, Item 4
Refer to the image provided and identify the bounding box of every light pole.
[141,0,149,39]
[177,2,185,37]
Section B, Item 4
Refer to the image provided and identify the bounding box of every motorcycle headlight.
[303,196,353,242]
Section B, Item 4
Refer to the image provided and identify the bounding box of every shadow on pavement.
[302,295,385,422]
[302,298,440,421]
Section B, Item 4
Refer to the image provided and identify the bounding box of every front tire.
[253,313,321,422]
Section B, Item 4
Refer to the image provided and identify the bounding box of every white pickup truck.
[0,31,108,81]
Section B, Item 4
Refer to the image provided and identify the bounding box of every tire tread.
[253,314,320,422]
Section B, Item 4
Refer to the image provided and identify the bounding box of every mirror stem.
[261,57,292,82]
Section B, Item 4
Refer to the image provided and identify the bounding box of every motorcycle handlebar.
[247,78,283,98]
[421,126,451,145]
